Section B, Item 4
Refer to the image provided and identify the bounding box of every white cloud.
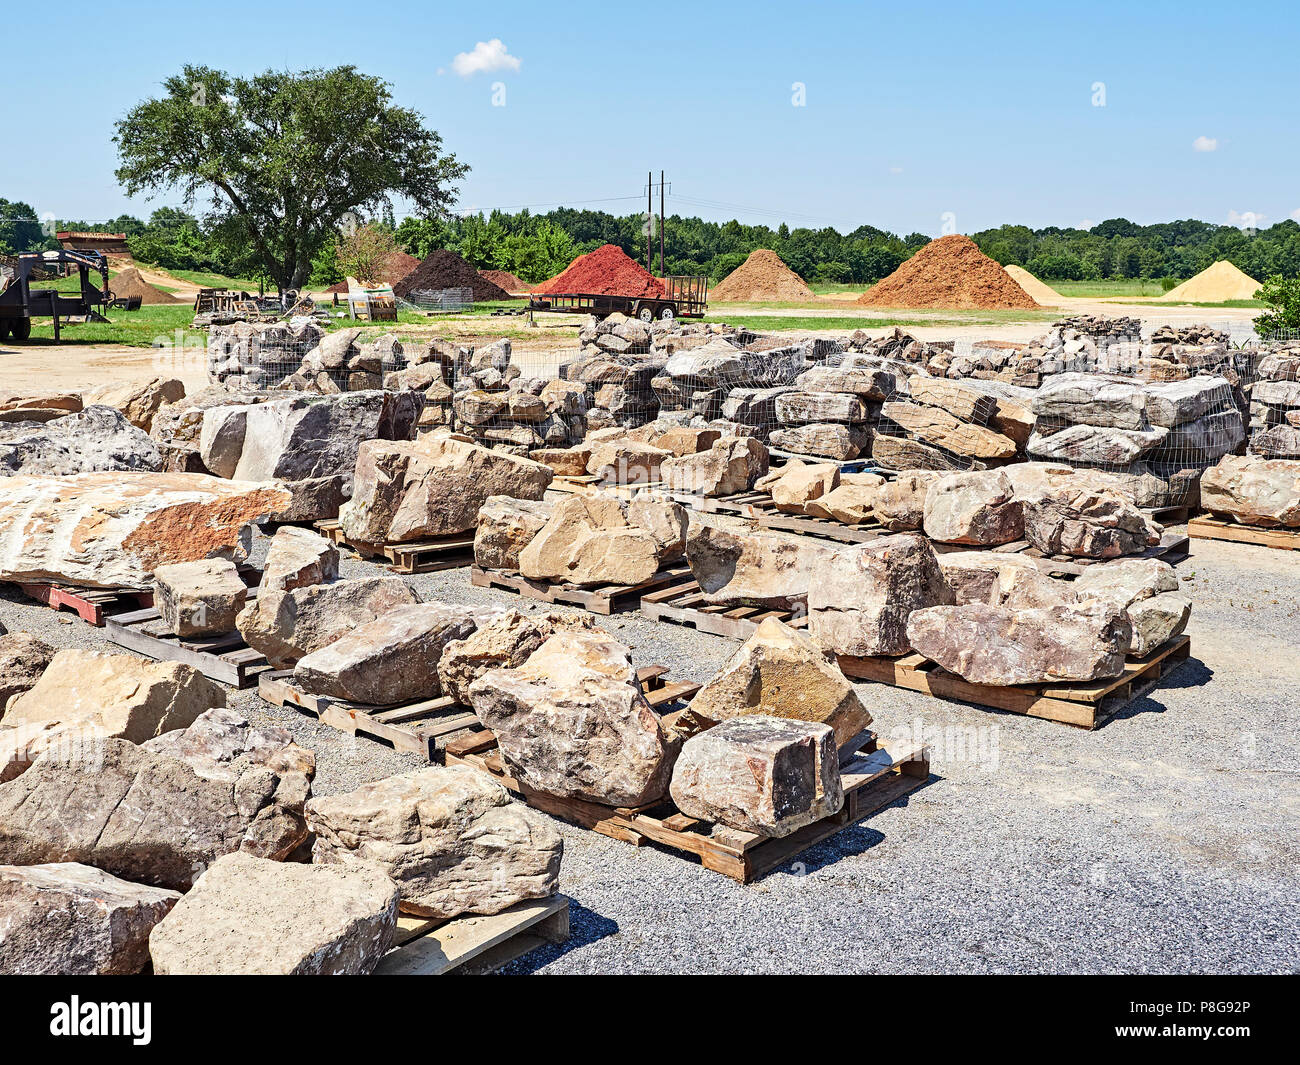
[1228,209,1265,230]
[1291,208,1300,222]
[1078,219,1096,230]
[452,40,521,77]
[889,166,904,175]
[1192,135,1218,152]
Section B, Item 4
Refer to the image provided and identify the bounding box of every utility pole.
[660,169,666,277]
[646,170,652,273]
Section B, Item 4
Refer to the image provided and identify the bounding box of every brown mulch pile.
[710,249,814,302]
[479,269,529,296]
[393,250,510,302]
[857,234,1039,310]
[108,266,183,305]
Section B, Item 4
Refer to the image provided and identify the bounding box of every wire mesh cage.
[1246,340,1300,459]
[206,321,409,391]
[398,287,473,314]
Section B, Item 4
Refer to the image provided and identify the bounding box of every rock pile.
[1248,346,1300,458]
[1028,373,1245,507]
[207,319,327,389]
[874,373,1021,471]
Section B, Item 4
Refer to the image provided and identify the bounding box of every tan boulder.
[518,491,679,586]
[660,436,769,496]
[923,470,1025,545]
[153,558,248,636]
[769,462,840,513]
[84,378,186,433]
[1023,485,1162,558]
[683,618,871,746]
[687,523,838,610]
[437,611,597,705]
[259,526,339,592]
[881,401,1018,459]
[528,446,591,476]
[873,471,941,531]
[474,496,555,572]
[803,480,882,524]
[1200,455,1300,527]
[586,439,671,484]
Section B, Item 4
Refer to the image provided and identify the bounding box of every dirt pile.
[479,269,529,295]
[532,244,663,298]
[710,249,814,302]
[1005,265,1064,305]
[857,235,1040,310]
[1157,261,1261,303]
[109,266,183,305]
[327,250,420,294]
[393,250,510,302]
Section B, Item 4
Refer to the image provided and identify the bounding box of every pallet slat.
[377,895,570,975]
[315,520,475,574]
[1188,515,1300,551]
[13,583,152,627]
[470,562,691,615]
[105,609,269,688]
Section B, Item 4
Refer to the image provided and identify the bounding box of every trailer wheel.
[659,305,675,321]
[9,318,30,341]
[636,304,655,323]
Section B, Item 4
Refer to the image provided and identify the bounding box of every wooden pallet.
[377,895,570,975]
[1187,515,1300,552]
[106,607,269,688]
[639,575,806,640]
[447,723,928,883]
[12,582,153,627]
[315,519,474,574]
[470,561,692,615]
[838,634,1192,729]
[707,491,887,543]
[260,664,697,762]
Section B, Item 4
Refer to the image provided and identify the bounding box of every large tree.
[115,65,467,292]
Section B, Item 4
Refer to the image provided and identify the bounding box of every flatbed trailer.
[529,274,707,321]
[0,249,110,341]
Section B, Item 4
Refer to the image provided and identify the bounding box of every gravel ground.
[1,530,1296,974]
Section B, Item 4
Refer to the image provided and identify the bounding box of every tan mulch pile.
[710,249,814,302]
[857,235,1039,310]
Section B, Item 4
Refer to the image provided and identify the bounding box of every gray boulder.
[0,405,163,476]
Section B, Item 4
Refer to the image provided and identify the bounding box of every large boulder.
[906,601,1133,685]
[681,618,871,746]
[937,551,1045,605]
[1032,374,1147,429]
[586,439,671,484]
[1200,455,1300,527]
[0,710,314,889]
[808,534,953,657]
[686,523,837,610]
[923,470,1025,545]
[149,852,398,975]
[437,611,596,705]
[517,492,677,587]
[669,716,843,838]
[293,602,477,704]
[467,629,677,807]
[0,472,289,588]
[0,405,163,476]
[153,557,248,636]
[84,377,186,433]
[1074,559,1190,655]
[872,471,940,531]
[767,462,840,513]
[0,863,179,975]
[307,765,561,919]
[776,391,869,425]
[259,526,339,592]
[879,402,1017,460]
[1,649,225,780]
[770,423,870,460]
[340,433,552,544]
[0,633,56,716]
[236,576,420,670]
[1027,423,1167,465]
[660,436,769,496]
[1023,485,1161,558]
[474,496,554,571]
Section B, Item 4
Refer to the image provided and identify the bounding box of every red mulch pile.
[532,244,664,298]
[327,250,421,294]
[857,234,1039,310]
[393,250,510,301]
[479,269,529,296]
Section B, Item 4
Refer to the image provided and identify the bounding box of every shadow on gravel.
[495,900,619,974]
[1108,656,1213,724]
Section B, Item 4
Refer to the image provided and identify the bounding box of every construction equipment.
[0,249,110,341]
[528,275,708,322]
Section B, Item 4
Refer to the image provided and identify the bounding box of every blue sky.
[2,0,1296,236]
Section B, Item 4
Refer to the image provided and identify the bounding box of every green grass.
[701,312,1054,332]
[1049,279,1171,298]
[24,305,200,346]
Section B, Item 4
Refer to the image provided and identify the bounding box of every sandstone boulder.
[438,611,596,705]
[1027,423,1167,465]
[906,601,1132,685]
[881,402,1016,460]
[474,496,555,571]
[0,714,313,889]
[340,433,552,543]
[85,378,186,433]
[1124,592,1192,656]
[467,629,676,807]
[308,765,561,919]
[0,863,179,975]
[586,439,670,484]
[923,470,1025,545]
[669,716,843,838]
[802,480,882,524]
[769,462,839,513]
[0,472,289,588]
[808,534,952,657]
[1032,374,1147,430]
[259,526,339,592]
[518,492,678,587]
[660,436,769,496]
[149,852,397,975]
[872,471,940,531]
[683,617,871,746]
[770,423,870,460]
[1023,485,1161,558]
[0,634,55,716]
[293,603,477,704]
[776,391,869,425]
[937,551,1044,605]
[686,524,838,610]
[1201,455,1300,527]
[236,576,421,669]
[1073,559,1189,654]
[153,558,248,636]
